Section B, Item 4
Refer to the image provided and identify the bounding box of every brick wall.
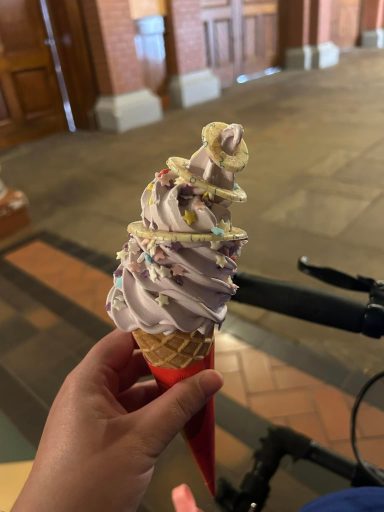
[82,0,144,95]
[166,0,207,75]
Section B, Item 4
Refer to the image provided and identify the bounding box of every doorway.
[201,0,279,88]
[0,0,67,150]
[331,0,362,49]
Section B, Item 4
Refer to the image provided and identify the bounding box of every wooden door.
[331,0,362,48]
[241,0,278,76]
[201,0,278,88]
[47,0,98,129]
[201,0,240,88]
[0,0,66,150]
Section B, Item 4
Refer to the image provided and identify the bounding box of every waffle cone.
[132,328,214,369]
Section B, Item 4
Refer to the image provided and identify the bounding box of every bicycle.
[216,257,384,512]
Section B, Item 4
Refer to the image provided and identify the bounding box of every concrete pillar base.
[361,28,384,48]
[169,69,220,108]
[95,89,162,133]
[286,42,340,70]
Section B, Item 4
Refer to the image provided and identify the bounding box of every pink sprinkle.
[153,248,166,262]
[172,264,186,276]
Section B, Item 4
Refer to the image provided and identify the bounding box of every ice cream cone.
[132,329,216,495]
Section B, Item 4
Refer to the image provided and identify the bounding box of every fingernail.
[199,370,224,398]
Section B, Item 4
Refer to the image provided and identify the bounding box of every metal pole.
[39,0,76,132]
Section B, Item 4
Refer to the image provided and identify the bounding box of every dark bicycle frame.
[215,258,384,512]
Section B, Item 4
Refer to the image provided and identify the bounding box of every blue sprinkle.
[144,253,153,263]
[115,276,123,289]
[211,227,225,236]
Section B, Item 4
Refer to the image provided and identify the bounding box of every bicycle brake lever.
[298,256,375,292]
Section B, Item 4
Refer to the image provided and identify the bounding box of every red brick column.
[279,0,339,70]
[82,0,162,131]
[360,0,384,47]
[165,0,220,108]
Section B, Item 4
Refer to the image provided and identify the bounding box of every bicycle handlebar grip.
[233,273,366,334]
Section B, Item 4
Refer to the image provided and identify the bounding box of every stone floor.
[2,49,384,511]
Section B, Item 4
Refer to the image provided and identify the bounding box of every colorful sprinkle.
[112,296,126,311]
[113,268,123,277]
[210,240,222,250]
[158,265,171,279]
[170,241,183,252]
[115,276,123,289]
[105,302,111,312]
[171,264,186,277]
[148,266,158,282]
[211,227,224,237]
[182,209,197,226]
[155,169,174,187]
[216,254,226,268]
[116,249,128,260]
[218,219,231,233]
[144,253,153,264]
[155,293,169,307]
[153,248,166,262]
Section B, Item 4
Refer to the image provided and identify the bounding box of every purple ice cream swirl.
[106,169,246,336]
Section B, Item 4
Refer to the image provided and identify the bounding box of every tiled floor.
[1,234,384,512]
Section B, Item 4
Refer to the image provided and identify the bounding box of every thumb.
[136,370,223,457]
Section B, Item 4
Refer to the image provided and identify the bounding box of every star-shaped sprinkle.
[158,265,171,279]
[112,295,126,311]
[128,239,140,253]
[171,264,186,276]
[203,191,215,201]
[115,276,123,289]
[211,226,224,237]
[183,210,197,226]
[153,248,166,262]
[155,293,169,307]
[127,261,141,273]
[155,169,174,187]
[170,241,183,252]
[216,254,226,268]
[116,249,128,260]
[210,240,222,250]
[146,239,157,256]
[192,196,206,211]
[218,219,231,233]
[148,265,158,282]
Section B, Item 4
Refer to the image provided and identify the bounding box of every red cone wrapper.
[148,347,215,495]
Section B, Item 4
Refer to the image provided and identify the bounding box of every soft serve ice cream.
[106,122,248,337]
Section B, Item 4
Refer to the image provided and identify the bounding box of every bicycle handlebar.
[233,272,371,335]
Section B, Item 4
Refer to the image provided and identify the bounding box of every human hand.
[12,329,223,512]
